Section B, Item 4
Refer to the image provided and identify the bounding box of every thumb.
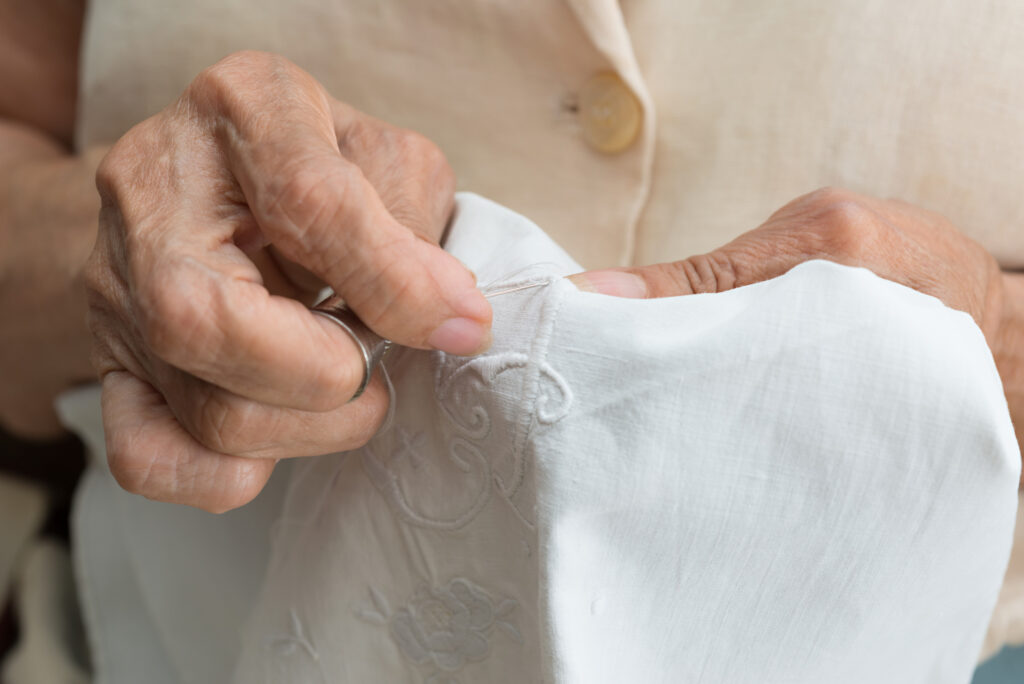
[226,116,491,355]
[567,240,804,299]
[267,164,492,355]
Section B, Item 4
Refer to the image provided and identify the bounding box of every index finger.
[134,243,372,412]
[203,55,491,354]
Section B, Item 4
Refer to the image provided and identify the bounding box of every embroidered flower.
[357,579,521,680]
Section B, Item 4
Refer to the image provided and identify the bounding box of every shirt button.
[577,71,642,154]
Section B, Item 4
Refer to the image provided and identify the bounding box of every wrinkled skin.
[85,52,492,512]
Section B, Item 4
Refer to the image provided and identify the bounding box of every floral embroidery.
[357,578,521,683]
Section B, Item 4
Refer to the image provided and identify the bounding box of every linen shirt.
[77,0,1024,270]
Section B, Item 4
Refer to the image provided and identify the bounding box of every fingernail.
[429,317,492,355]
[567,270,648,298]
[450,286,492,322]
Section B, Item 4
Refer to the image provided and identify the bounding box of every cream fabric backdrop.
[77,0,1024,269]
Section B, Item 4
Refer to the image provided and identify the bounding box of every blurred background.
[974,647,1024,683]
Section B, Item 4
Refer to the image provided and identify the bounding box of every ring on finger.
[311,297,393,401]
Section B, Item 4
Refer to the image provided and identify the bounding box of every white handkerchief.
[63,193,1020,684]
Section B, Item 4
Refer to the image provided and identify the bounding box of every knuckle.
[95,140,140,203]
[803,188,877,257]
[348,120,452,178]
[821,199,870,229]
[659,260,701,295]
[135,272,205,362]
[704,252,739,291]
[190,389,252,455]
[821,207,874,257]
[192,50,279,97]
[219,49,280,70]
[407,129,449,169]
[660,253,737,294]
[190,52,315,131]
[804,187,864,223]
[397,129,454,188]
[94,149,122,199]
[262,163,350,247]
[804,185,856,207]
[340,119,453,239]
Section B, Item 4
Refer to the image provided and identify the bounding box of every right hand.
[84,51,492,513]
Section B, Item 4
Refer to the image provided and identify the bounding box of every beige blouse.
[75,0,1024,658]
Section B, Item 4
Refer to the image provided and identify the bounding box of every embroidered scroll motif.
[357,578,521,683]
[361,434,492,531]
[361,279,573,532]
[435,352,572,501]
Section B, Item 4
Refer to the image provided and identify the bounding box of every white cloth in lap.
[61,193,1019,683]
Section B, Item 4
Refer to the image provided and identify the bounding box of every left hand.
[568,187,1024,455]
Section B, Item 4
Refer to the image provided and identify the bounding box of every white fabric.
[61,193,1020,683]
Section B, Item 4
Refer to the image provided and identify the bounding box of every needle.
[483,282,549,299]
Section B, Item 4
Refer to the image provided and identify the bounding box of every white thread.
[478,262,567,291]
[376,358,398,435]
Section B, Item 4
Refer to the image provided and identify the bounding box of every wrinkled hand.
[85,51,492,512]
[571,187,1004,329]
[569,187,1024,456]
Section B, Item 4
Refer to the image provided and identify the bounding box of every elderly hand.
[569,187,1024,457]
[85,51,492,512]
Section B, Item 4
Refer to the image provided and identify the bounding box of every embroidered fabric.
[61,194,1019,683]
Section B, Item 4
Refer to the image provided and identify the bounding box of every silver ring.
[311,297,393,402]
